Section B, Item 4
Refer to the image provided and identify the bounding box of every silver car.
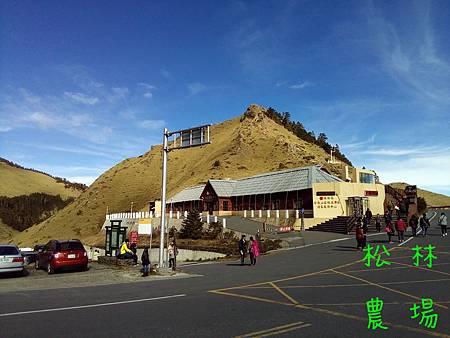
[0,244,25,275]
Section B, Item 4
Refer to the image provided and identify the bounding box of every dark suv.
[36,240,88,274]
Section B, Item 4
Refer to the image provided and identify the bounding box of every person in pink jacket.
[249,236,260,266]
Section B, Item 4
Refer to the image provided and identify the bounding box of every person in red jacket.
[356,225,366,250]
[395,218,407,243]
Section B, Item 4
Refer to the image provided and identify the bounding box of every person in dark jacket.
[130,242,138,265]
[420,214,430,237]
[365,208,373,224]
[141,247,150,277]
[409,215,418,237]
[375,214,381,232]
[362,216,368,234]
[238,235,247,265]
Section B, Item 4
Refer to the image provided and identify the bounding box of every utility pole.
[157,124,210,269]
[130,201,134,214]
[159,128,169,268]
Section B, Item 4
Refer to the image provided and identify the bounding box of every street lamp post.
[159,128,169,268]
[158,124,211,269]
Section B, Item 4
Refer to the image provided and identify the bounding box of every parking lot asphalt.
[0,210,448,337]
[0,261,197,294]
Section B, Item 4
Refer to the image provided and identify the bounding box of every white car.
[0,244,25,275]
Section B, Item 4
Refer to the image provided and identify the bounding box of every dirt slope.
[13,104,348,246]
[390,183,450,207]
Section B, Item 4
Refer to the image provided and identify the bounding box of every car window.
[58,242,84,251]
[0,246,19,255]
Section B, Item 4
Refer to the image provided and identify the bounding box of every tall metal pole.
[159,128,168,268]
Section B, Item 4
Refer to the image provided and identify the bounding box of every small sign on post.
[129,231,139,245]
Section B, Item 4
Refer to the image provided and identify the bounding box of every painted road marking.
[213,287,448,337]
[244,277,450,289]
[269,282,299,305]
[0,294,186,318]
[330,269,448,309]
[234,321,311,338]
[390,260,450,277]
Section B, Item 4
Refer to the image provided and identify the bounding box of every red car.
[35,240,88,274]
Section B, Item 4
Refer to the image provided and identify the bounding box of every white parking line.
[398,228,422,247]
[0,294,186,317]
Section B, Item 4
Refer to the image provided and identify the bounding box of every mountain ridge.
[12,104,351,246]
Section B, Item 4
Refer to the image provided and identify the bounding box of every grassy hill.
[0,160,84,199]
[0,158,86,240]
[390,183,450,207]
[0,219,18,243]
[12,104,350,246]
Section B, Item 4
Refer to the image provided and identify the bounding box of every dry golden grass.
[12,105,348,246]
[0,218,18,243]
[0,162,82,199]
[390,182,450,207]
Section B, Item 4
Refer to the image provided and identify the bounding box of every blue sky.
[1,0,449,195]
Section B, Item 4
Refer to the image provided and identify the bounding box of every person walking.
[356,225,365,250]
[238,235,247,265]
[375,214,381,232]
[362,216,368,234]
[420,214,430,237]
[249,236,260,265]
[438,212,448,237]
[384,211,392,227]
[255,229,261,242]
[365,208,373,225]
[385,222,395,243]
[168,240,178,271]
[141,246,150,277]
[409,215,418,237]
[396,218,407,243]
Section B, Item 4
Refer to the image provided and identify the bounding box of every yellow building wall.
[312,182,385,219]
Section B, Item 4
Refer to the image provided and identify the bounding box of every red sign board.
[129,231,139,244]
[364,190,378,197]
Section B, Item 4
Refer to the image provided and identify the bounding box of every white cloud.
[119,110,136,120]
[289,81,313,90]
[0,125,12,132]
[66,176,98,186]
[108,87,129,102]
[138,83,156,99]
[340,135,377,150]
[275,81,287,87]
[161,69,173,80]
[139,119,165,130]
[64,92,99,105]
[187,82,207,96]
[24,112,58,129]
[368,1,450,112]
[18,143,120,159]
[350,144,450,196]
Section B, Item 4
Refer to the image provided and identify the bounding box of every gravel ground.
[0,262,198,293]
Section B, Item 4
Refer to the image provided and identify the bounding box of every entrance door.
[348,197,363,218]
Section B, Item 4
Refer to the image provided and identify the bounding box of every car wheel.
[47,263,54,275]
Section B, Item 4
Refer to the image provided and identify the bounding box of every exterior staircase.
[307,215,397,235]
[307,216,356,234]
